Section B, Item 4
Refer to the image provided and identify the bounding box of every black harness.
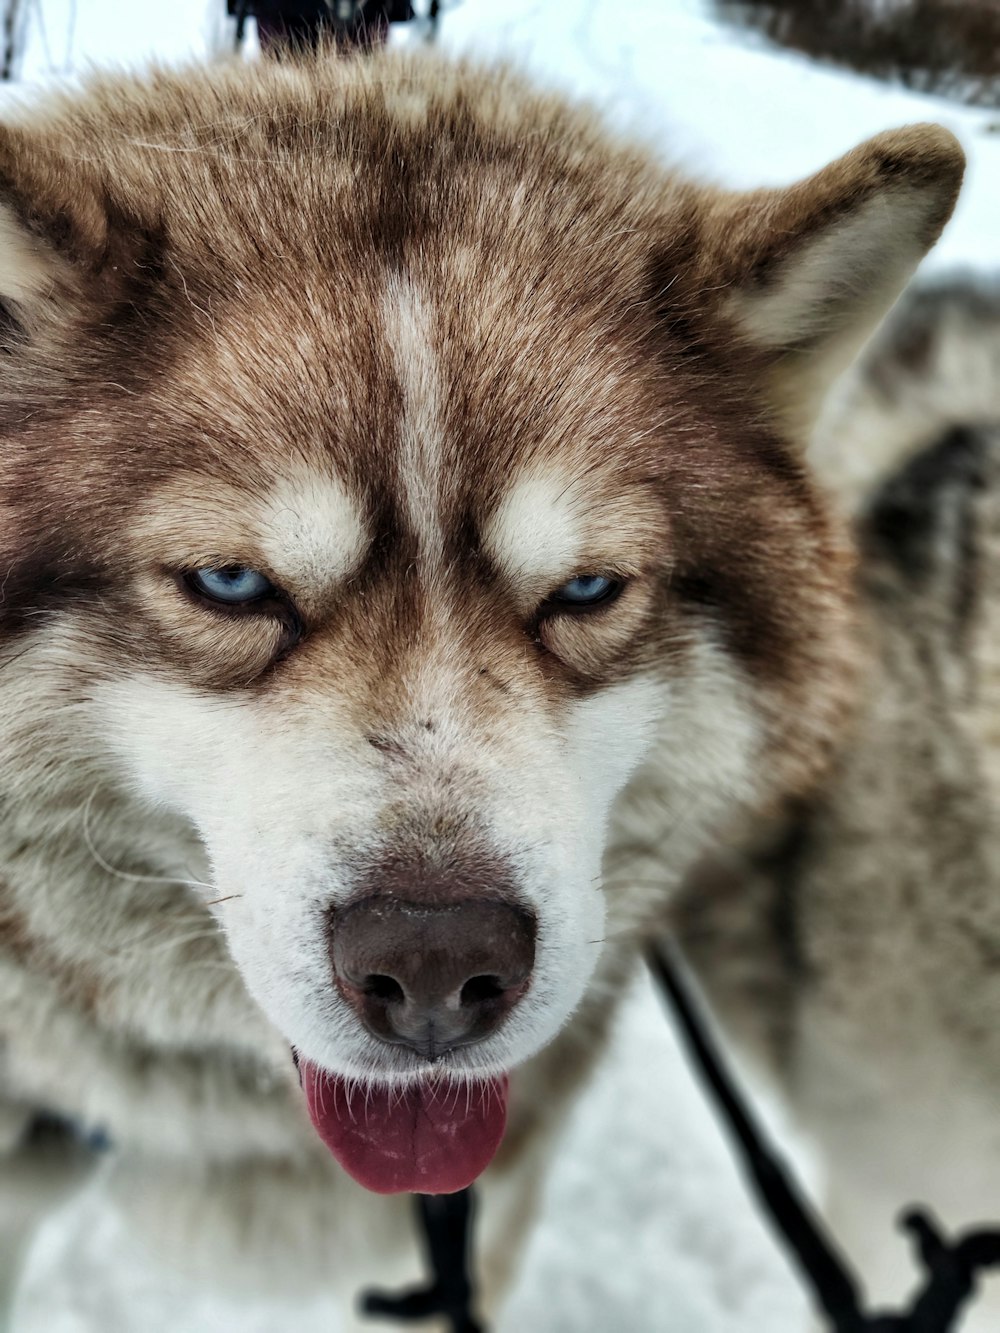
[650,946,1000,1333]
[228,0,425,52]
[361,946,1000,1333]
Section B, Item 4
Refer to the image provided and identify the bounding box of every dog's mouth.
[298,1055,509,1194]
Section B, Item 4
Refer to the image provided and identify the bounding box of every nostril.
[364,974,405,1004]
[460,974,506,1007]
[332,895,536,1052]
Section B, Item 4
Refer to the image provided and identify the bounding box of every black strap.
[649,942,1000,1332]
[355,944,999,1331]
[229,0,415,51]
[360,1190,484,1332]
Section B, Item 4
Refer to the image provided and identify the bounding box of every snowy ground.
[7,2,1000,1330]
[17,972,813,1333]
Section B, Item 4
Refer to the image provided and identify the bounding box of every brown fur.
[0,55,948,787]
[0,50,964,1325]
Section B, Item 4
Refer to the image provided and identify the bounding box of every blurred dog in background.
[676,274,1000,1330]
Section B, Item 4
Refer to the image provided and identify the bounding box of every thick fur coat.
[0,49,965,1328]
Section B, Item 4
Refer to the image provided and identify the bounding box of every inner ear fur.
[0,194,65,348]
[698,124,965,441]
[0,120,125,346]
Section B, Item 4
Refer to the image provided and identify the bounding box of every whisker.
[80,786,214,893]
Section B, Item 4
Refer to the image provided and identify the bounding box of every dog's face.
[0,56,962,1190]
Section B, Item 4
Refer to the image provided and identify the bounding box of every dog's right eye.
[186,566,275,606]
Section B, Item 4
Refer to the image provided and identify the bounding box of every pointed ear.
[702,125,965,440]
[0,122,123,345]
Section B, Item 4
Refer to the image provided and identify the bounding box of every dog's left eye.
[549,575,622,608]
[187,566,275,606]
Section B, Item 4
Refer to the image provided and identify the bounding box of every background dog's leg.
[102,1152,434,1333]
[0,1108,96,1332]
[474,1123,557,1322]
[472,1024,617,1327]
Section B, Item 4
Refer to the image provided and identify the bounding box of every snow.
[436,0,1000,276]
[17,972,813,1333]
[497,973,815,1333]
[7,2,1000,1330]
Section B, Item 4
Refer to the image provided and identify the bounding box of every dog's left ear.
[698,124,965,440]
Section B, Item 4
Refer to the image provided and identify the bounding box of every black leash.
[359,946,1000,1331]
[649,942,1000,1332]
[360,1190,484,1332]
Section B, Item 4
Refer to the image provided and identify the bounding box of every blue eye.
[551,575,621,607]
[188,566,275,606]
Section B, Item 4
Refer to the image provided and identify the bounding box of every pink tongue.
[299,1058,509,1195]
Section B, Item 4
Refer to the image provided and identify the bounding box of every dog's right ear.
[0,122,117,347]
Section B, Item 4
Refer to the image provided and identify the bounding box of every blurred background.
[4,2,999,1329]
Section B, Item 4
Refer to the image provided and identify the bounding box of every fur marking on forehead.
[383,276,445,563]
[484,467,585,592]
[483,465,666,597]
[259,470,368,595]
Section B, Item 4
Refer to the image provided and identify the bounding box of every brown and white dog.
[0,49,963,1327]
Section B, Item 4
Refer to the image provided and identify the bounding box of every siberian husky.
[0,49,964,1328]
[676,274,1000,1332]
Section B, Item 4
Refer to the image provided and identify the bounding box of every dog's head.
[0,56,962,1191]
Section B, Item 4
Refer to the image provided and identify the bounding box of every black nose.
[330,897,536,1060]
